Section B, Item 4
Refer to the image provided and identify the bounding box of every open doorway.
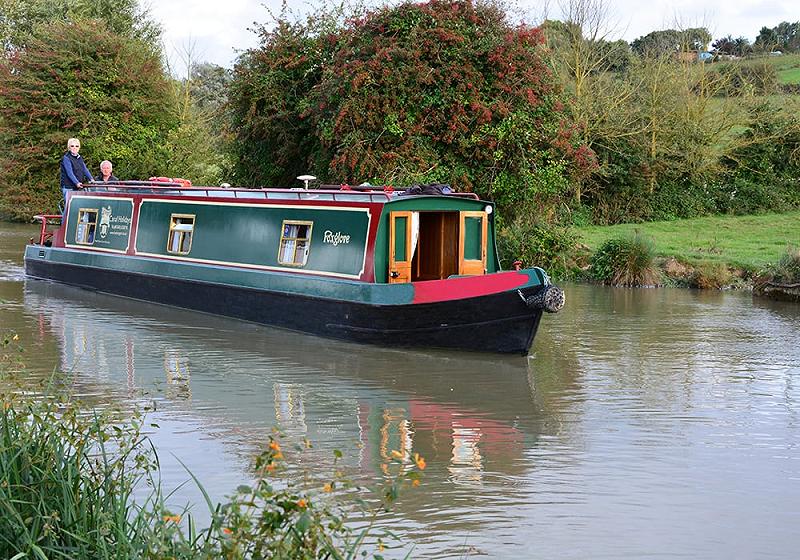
[388,210,488,283]
[411,212,459,281]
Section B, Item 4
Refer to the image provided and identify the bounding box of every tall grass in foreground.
[0,333,419,559]
[590,232,660,287]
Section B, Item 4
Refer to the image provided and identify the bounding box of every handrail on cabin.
[32,214,62,246]
[84,183,394,202]
[84,180,479,201]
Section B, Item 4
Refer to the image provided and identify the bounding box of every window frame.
[75,208,99,245]
[167,213,196,255]
[277,220,313,267]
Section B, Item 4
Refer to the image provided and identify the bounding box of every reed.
[772,246,800,283]
[590,231,660,287]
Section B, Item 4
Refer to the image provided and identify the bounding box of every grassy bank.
[575,211,800,273]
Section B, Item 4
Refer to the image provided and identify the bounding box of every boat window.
[334,193,372,202]
[236,190,267,199]
[167,214,195,255]
[212,189,237,198]
[278,220,313,266]
[267,192,301,200]
[75,208,98,245]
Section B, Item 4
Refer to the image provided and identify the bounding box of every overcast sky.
[148,0,797,72]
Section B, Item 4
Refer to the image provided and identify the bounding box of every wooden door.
[458,211,487,276]
[389,211,412,283]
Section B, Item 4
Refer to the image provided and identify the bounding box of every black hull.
[25,259,544,354]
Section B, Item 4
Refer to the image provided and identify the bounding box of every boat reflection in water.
[23,279,579,556]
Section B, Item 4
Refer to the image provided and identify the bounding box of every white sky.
[148,0,797,72]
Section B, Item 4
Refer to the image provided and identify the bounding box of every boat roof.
[81,180,481,205]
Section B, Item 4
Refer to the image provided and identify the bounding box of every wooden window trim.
[167,213,195,255]
[75,208,99,245]
[278,220,313,267]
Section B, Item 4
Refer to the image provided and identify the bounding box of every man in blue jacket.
[60,138,94,206]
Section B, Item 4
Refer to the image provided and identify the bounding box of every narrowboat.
[24,180,564,354]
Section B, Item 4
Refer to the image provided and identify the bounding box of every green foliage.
[228,0,593,217]
[0,0,161,53]
[590,231,659,286]
[189,62,232,116]
[754,21,800,53]
[630,27,712,56]
[0,20,178,219]
[720,101,800,213]
[496,218,578,278]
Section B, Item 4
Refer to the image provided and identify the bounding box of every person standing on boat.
[60,138,94,203]
[98,160,118,182]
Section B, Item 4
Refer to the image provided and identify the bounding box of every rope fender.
[519,285,565,313]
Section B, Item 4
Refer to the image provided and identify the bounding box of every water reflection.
[20,279,569,556]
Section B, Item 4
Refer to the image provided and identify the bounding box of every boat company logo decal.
[99,206,112,239]
[95,204,131,246]
[323,230,351,246]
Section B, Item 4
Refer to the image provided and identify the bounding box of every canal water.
[1,222,799,558]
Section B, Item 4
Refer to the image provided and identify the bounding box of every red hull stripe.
[411,271,531,304]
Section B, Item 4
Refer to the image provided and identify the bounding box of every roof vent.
[297,175,316,189]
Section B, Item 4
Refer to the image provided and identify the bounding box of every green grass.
[760,52,800,84]
[575,211,800,271]
[778,66,800,84]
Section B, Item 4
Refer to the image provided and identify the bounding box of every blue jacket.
[60,152,94,188]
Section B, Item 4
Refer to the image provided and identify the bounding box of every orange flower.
[163,515,181,523]
[412,479,421,487]
[274,451,284,460]
[269,441,281,451]
[297,498,307,508]
[223,527,233,535]
[265,463,277,472]
[323,483,333,493]
[413,453,426,470]
[390,449,403,460]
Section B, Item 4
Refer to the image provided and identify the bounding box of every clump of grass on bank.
[576,211,800,272]
[590,232,659,287]
[771,246,800,284]
[0,333,420,559]
[753,246,800,301]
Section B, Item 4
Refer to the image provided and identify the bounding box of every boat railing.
[31,214,62,246]
[83,181,395,203]
[82,181,480,202]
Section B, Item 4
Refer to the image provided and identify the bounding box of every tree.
[227,4,340,187]
[0,0,160,54]
[229,0,595,218]
[0,20,177,219]
[754,21,800,53]
[631,27,711,56]
[712,35,752,57]
[543,0,634,204]
[189,62,231,115]
[165,59,231,185]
